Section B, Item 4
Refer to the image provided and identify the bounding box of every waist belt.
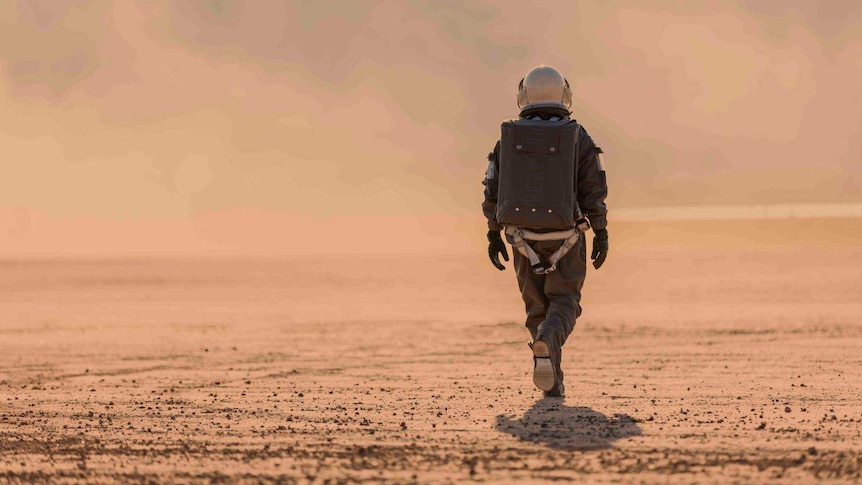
[504,226,581,275]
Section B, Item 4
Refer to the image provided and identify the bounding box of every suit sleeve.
[481,140,502,231]
[576,127,608,231]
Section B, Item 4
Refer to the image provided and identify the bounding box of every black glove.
[487,230,509,271]
[591,228,608,270]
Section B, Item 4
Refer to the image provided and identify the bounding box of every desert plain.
[1,218,861,484]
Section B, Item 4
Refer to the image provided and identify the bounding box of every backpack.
[495,118,580,230]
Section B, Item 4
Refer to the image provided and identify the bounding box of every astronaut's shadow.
[495,399,641,451]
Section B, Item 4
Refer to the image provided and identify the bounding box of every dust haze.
[2,0,861,255]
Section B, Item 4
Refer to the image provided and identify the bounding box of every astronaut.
[482,65,609,397]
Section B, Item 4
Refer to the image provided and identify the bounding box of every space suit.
[482,65,609,397]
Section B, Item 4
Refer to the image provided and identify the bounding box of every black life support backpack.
[495,118,580,230]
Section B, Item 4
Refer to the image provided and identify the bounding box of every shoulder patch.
[486,159,496,180]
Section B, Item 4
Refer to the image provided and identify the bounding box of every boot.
[543,353,564,397]
[529,337,562,395]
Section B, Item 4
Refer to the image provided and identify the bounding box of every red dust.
[1,219,861,483]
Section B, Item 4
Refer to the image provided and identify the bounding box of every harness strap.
[506,227,546,274]
[505,227,581,275]
[518,228,576,241]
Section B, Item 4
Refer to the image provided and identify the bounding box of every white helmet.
[516,65,573,111]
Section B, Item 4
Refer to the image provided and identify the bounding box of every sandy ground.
[2,219,861,484]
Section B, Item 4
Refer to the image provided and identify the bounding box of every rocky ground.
[1,220,861,483]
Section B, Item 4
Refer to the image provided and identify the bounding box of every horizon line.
[613,203,862,221]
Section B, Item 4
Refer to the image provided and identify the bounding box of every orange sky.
[1,1,861,255]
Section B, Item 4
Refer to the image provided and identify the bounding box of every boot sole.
[531,340,556,392]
